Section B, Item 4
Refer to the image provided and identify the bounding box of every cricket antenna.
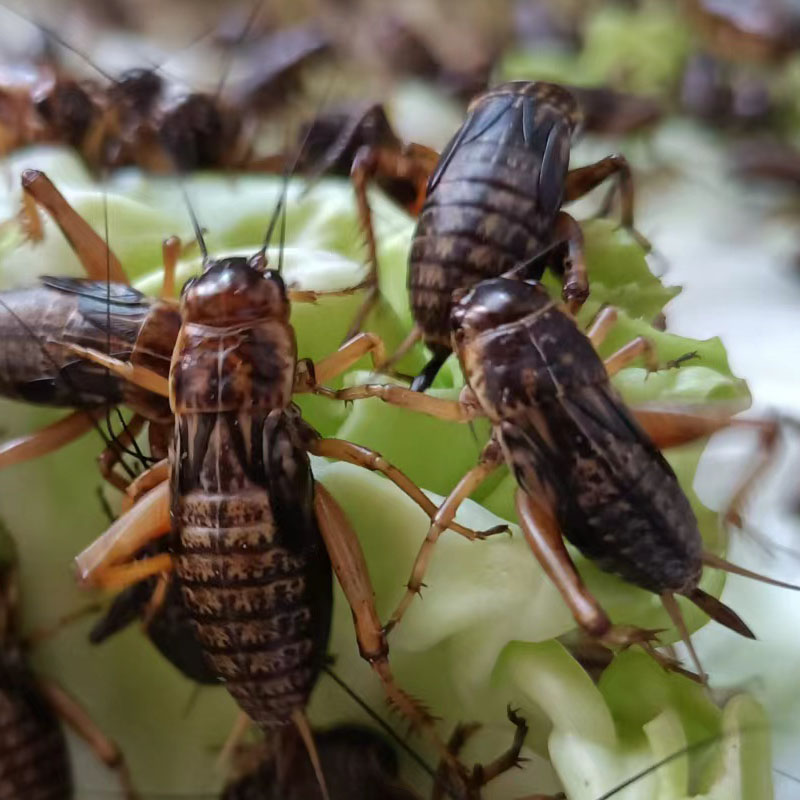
[322,665,438,783]
[290,709,330,800]
[179,181,208,264]
[0,3,114,81]
[214,0,265,100]
[259,73,339,259]
[276,192,287,275]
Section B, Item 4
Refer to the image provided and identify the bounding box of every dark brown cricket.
[171,259,333,726]
[348,80,647,390]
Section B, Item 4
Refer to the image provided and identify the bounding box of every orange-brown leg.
[0,409,103,469]
[385,440,504,635]
[564,154,650,251]
[603,335,660,376]
[346,144,437,341]
[515,489,658,647]
[294,332,389,392]
[661,591,708,685]
[121,458,170,513]
[38,678,138,799]
[585,305,618,348]
[20,170,128,283]
[321,382,483,422]
[313,482,466,784]
[309,437,506,542]
[61,344,169,398]
[75,479,171,588]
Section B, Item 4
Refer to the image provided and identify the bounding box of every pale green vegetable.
[0,147,770,798]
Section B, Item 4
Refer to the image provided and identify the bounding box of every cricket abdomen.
[175,497,331,726]
[410,82,576,351]
[410,144,548,350]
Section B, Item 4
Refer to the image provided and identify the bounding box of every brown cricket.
[58,190,515,797]
[323,258,794,678]
[346,79,649,390]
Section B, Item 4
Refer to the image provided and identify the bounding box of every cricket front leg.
[385,440,504,635]
[38,678,138,799]
[321,381,484,423]
[515,489,659,648]
[20,169,128,283]
[309,437,507,541]
[313,482,468,785]
[294,332,389,392]
[62,343,169,398]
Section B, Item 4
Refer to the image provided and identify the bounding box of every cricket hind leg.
[19,169,128,283]
[564,154,651,252]
[38,678,138,799]
[312,482,469,788]
[515,488,661,649]
[346,143,438,342]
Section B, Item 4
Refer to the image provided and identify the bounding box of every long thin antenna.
[214,0,265,99]
[179,181,208,263]
[0,3,114,81]
[259,73,339,258]
[323,665,438,782]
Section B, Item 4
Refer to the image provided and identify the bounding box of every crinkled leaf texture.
[0,148,768,799]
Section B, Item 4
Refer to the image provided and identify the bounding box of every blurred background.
[1,0,800,797]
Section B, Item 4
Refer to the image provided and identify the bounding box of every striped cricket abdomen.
[410,82,576,351]
[0,656,71,800]
[172,412,332,728]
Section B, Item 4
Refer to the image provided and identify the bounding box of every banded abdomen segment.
[410,88,573,350]
[172,411,332,727]
[0,658,71,800]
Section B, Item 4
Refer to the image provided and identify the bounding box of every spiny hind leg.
[564,154,650,252]
[309,437,507,542]
[385,440,504,635]
[0,409,103,470]
[38,678,138,799]
[313,483,467,781]
[20,169,128,283]
[75,477,172,590]
[515,488,659,649]
[347,144,437,341]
